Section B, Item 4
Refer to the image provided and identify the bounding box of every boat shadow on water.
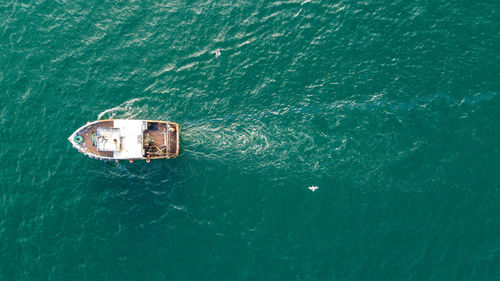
[83,157,192,233]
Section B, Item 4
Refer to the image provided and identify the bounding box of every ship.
[68,119,179,161]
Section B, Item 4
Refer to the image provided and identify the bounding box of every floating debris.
[214,48,221,58]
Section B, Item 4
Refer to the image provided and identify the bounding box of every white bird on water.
[214,48,221,58]
[308,186,319,192]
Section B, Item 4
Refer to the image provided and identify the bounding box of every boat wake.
[180,92,499,173]
[97,97,154,120]
[181,119,320,174]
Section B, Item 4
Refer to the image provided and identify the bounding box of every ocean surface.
[1,0,499,280]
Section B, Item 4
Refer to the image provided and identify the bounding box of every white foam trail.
[97,98,146,120]
[97,108,116,120]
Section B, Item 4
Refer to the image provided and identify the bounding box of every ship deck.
[71,120,179,160]
[79,121,114,157]
[143,122,178,159]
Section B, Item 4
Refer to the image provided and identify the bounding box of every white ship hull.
[68,119,179,161]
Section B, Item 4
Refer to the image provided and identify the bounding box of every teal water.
[1,0,500,280]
